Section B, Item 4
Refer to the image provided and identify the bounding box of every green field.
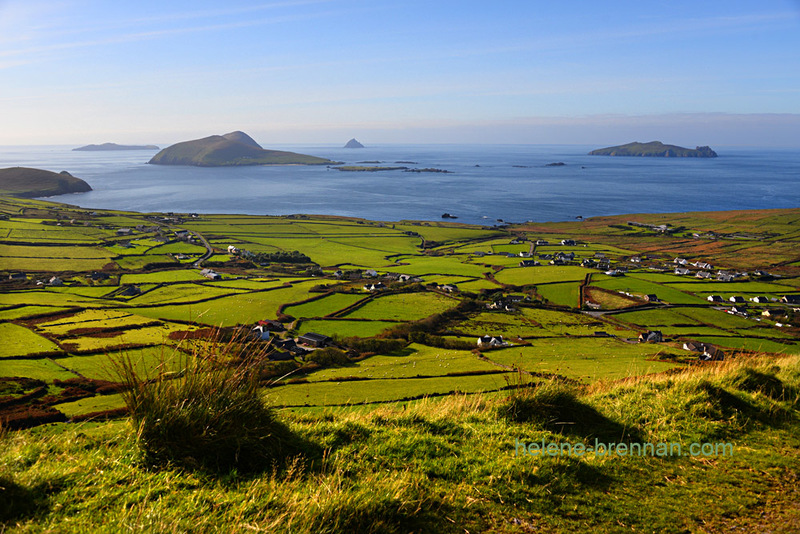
[342,292,458,321]
[0,323,62,357]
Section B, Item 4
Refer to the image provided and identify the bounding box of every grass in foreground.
[1,354,799,532]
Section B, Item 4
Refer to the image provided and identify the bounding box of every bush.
[115,352,299,473]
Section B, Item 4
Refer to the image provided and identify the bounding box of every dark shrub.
[115,353,300,473]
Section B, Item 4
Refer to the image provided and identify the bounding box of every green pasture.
[389,255,491,277]
[0,244,111,259]
[592,275,707,305]
[693,336,799,354]
[2,225,109,243]
[56,323,192,353]
[536,281,581,308]
[128,283,244,305]
[482,339,676,382]
[676,307,760,329]
[452,237,516,254]
[130,280,321,326]
[521,308,609,336]
[0,305,70,320]
[201,278,285,290]
[114,255,174,270]
[267,373,510,407]
[120,270,208,284]
[35,309,158,335]
[295,319,398,338]
[342,292,458,321]
[57,393,126,418]
[284,293,366,318]
[0,290,117,308]
[144,241,207,255]
[0,323,62,357]
[0,256,113,271]
[494,265,587,286]
[394,223,501,244]
[46,286,119,298]
[307,344,499,382]
[454,278,501,291]
[613,308,700,327]
[55,346,186,381]
[0,358,78,381]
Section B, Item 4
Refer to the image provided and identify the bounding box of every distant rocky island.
[73,143,159,151]
[0,167,92,198]
[149,131,336,167]
[344,138,365,149]
[589,141,717,158]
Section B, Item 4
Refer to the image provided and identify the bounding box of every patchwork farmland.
[1,196,799,427]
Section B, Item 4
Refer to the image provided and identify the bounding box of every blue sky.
[1,0,799,146]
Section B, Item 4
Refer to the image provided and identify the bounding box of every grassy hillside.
[0,168,92,198]
[1,355,798,532]
[148,131,335,166]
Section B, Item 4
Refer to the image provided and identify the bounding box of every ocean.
[1,144,798,225]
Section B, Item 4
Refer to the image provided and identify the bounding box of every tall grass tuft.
[114,335,302,473]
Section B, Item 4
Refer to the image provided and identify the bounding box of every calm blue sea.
[1,144,798,225]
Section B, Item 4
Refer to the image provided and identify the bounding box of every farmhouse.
[781,295,800,304]
[7,272,27,281]
[707,295,724,302]
[695,271,712,279]
[201,269,222,280]
[644,294,659,302]
[675,268,691,276]
[258,319,285,331]
[717,273,735,282]
[116,228,133,236]
[536,240,549,246]
[561,239,576,246]
[729,296,745,303]
[364,282,386,291]
[750,296,770,303]
[519,260,539,267]
[251,325,270,340]
[674,258,688,265]
[638,331,663,343]
[298,332,331,348]
[477,335,506,347]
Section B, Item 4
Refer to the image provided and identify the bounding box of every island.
[589,141,717,158]
[344,138,365,148]
[0,167,92,197]
[148,131,336,167]
[73,143,159,151]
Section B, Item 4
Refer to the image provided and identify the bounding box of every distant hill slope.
[0,167,92,197]
[149,131,335,166]
[73,143,159,151]
[589,141,717,158]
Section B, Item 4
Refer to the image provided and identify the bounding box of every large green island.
[148,131,336,167]
[0,167,92,198]
[589,141,718,158]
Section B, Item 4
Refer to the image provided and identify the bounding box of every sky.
[1,0,799,147]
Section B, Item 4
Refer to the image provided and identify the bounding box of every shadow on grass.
[0,475,64,524]
[499,380,642,443]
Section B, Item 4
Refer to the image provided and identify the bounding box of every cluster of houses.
[245,320,334,359]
